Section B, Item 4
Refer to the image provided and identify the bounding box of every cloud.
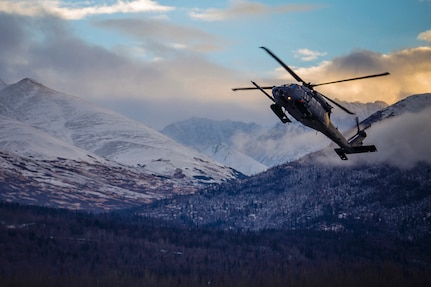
[418,29,431,43]
[366,107,431,168]
[189,0,320,21]
[294,48,327,62]
[310,106,431,168]
[1,10,430,130]
[0,0,174,20]
[94,18,226,54]
[0,13,258,128]
[231,124,331,166]
[287,47,431,104]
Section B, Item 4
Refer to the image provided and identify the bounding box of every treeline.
[0,202,430,287]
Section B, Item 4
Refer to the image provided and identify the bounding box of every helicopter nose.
[273,87,291,103]
[273,87,283,98]
[272,88,281,102]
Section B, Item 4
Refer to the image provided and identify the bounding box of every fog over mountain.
[309,94,431,168]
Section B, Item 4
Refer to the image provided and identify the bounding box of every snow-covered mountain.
[361,93,431,127]
[0,115,104,162]
[162,118,262,151]
[203,143,267,175]
[161,100,387,170]
[162,118,266,175]
[0,78,238,181]
[0,78,242,210]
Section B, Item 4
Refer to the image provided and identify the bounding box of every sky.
[0,0,430,129]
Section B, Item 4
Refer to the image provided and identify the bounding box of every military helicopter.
[232,47,390,160]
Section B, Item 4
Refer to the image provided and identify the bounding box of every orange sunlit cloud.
[286,47,431,105]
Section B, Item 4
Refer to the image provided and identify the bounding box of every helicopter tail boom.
[334,145,377,160]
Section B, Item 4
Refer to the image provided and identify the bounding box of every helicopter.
[232,47,390,160]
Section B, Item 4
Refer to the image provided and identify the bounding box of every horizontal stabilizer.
[334,145,377,160]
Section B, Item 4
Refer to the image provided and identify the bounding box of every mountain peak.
[17,77,49,89]
[362,93,431,127]
[0,79,6,90]
[21,77,39,83]
[203,143,267,176]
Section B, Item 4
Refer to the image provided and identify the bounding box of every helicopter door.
[294,99,311,117]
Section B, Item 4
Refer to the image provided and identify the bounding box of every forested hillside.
[1,203,430,287]
[138,162,431,239]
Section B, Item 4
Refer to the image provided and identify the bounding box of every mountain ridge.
[0,78,239,182]
[0,78,242,211]
[203,143,267,175]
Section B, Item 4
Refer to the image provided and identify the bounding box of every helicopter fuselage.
[272,84,350,150]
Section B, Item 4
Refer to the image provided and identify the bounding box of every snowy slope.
[361,93,431,127]
[0,78,239,184]
[0,115,105,162]
[203,143,267,175]
[162,117,262,151]
[0,77,246,211]
[0,148,180,211]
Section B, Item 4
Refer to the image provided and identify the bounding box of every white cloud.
[189,1,320,21]
[0,0,174,20]
[368,107,431,168]
[285,47,431,105]
[294,48,327,62]
[94,18,225,54]
[418,29,431,43]
[312,106,431,168]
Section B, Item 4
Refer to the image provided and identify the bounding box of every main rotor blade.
[320,94,355,115]
[232,86,273,91]
[260,47,305,84]
[312,72,390,87]
[251,81,275,102]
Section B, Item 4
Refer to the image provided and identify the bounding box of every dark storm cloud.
[0,13,24,51]
[329,50,385,73]
[0,13,28,78]
[0,13,141,90]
